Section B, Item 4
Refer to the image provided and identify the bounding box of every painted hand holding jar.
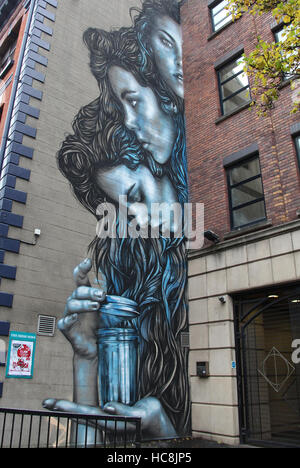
[56,259,140,409]
[43,258,176,440]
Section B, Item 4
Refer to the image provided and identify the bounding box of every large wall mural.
[43,0,190,441]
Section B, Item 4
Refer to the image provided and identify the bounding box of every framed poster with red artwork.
[6,331,36,379]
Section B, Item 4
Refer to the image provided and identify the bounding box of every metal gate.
[0,407,142,448]
[234,285,300,447]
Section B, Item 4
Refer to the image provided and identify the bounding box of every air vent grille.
[37,315,56,337]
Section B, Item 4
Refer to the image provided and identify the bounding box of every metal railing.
[0,407,142,448]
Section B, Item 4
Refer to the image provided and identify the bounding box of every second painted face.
[108,66,176,165]
[95,164,179,232]
[150,15,184,99]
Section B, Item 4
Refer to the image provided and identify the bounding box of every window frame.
[226,154,267,230]
[0,22,20,80]
[294,135,300,170]
[273,23,295,81]
[0,104,4,124]
[210,0,232,33]
[217,55,251,116]
[274,26,284,43]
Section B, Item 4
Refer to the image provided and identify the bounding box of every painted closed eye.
[127,184,143,203]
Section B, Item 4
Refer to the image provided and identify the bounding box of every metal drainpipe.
[0,0,37,175]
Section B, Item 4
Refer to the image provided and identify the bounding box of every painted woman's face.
[108,66,176,165]
[150,15,184,99]
[95,164,179,232]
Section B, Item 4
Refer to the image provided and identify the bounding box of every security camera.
[204,230,220,243]
[218,296,226,304]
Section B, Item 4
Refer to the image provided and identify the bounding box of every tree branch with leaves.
[226,0,300,116]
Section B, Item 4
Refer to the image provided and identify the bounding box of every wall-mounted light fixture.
[20,228,41,246]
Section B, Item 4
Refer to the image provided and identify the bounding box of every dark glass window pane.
[213,0,227,16]
[214,10,231,31]
[275,25,292,43]
[295,136,300,167]
[275,28,285,42]
[229,158,260,185]
[227,156,266,229]
[212,1,231,32]
[223,88,250,114]
[274,25,295,80]
[232,200,266,228]
[218,57,250,115]
[221,73,249,99]
[231,178,263,208]
[295,136,300,154]
[219,60,244,84]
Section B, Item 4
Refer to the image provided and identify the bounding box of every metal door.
[235,286,300,447]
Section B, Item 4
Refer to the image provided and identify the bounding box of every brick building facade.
[0,1,29,152]
[183,0,300,236]
[182,0,300,447]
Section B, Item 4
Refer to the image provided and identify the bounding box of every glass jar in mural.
[97,296,139,408]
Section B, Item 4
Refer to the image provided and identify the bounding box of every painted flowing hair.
[57,95,191,436]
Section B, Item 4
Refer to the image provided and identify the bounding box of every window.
[217,55,251,115]
[0,37,17,76]
[0,22,20,80]
[211,1,232,32]
[294,135,300,168]
[274,27,286,43]
[0,38,16,79]
[274,25,295,81]
[227,155,266,230]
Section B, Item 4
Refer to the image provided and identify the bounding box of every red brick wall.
[181,0,300,240]
[0,4,27,142]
